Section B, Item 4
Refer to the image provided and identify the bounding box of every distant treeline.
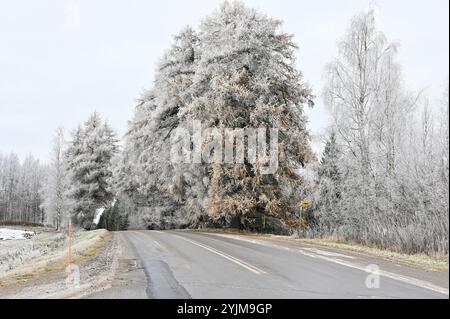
[0,153,46,224]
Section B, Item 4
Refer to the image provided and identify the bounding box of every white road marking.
[174,235,266,275]
[205,232,449,296]
[302,247,355,259]
[296,249,449,296]
[211,233,273,247]
[153,239,165,251]
[357,295,390,299]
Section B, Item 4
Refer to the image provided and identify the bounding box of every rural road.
[87,230,449,299]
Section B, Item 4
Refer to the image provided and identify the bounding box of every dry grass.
[0,229,109,288]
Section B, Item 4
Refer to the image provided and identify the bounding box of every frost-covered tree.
[397,92,449,253]
[188,1,314,229]
[96,200,129,231]
[0,152,45,224]
[114,27,201,229]
[437,83,449,210]
[316,132,342,231]
[0,153,21,221]
[324,9,396,218]
[113,1,314,231]
[41,128,71,230]
[322,9,448,254]
[66,113,118,229]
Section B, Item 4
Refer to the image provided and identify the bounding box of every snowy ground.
[0,228,35,241]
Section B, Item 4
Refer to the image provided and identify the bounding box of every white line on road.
[153,239,165,251]
[207,232,448,296]
[174,235,267,275]
[301,247,355,259]
[296,249,449,296]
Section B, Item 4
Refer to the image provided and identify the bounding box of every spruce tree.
[66,113,118,229]
[116,27,201,228]
[113,1,315,231]
[190,2,314,229]
[317,132,342,231]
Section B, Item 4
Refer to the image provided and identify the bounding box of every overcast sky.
[1,0,448,161]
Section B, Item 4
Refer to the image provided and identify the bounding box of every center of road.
[174,235,267,275]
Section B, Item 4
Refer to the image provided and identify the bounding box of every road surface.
[87,230,449,299]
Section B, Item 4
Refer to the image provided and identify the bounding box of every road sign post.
[298,200,311,232]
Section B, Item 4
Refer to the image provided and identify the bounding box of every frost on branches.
[320,10,449,254]
[65,113,118,229]
[113,2,315,231]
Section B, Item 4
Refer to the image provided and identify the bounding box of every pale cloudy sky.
[1,0,448,161]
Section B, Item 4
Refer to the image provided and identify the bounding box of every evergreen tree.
[66,113,118,229]
[96,200,129,231]
[190,1,314,229]
[115,27,201,228]
[114,1,315,231]
[316,132,342,231]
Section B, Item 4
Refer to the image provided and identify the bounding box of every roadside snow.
[93,208,105,225]
[0,228,35,241]
[93,199,116,225]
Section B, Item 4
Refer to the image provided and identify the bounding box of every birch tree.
[322,9,448,253]
[0,153,45,224]
[41,128,70,230]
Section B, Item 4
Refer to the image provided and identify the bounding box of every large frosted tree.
[188,1,314,228]
[66,113,118,229]
[114,27,201,229]
[116,1,315,230]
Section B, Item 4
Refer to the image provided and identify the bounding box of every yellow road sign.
[300,200,311,207]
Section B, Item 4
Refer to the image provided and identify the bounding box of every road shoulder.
[0,229,120,299]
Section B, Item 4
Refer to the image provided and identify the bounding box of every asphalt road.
[87,230,449,299]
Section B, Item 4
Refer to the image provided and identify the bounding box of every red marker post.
[66,221,73,285]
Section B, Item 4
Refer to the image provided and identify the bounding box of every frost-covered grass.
[0,228,108,286]
[0,230,66,275]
